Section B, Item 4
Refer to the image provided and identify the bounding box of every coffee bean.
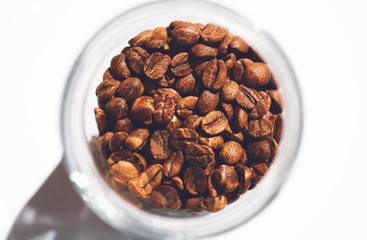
[109,132,128,152]
[233,58,254,82]
[249,91,271,119]
[267,137,278,162]
[110,161,141,182]
[103,68,116,82]
[113,118,134,133]
[223,53,236,70]
[171,52,193,77]
[94,108,108,135]
[150,130,172,161]
[221,80,239,102]
[128,29,153,47]
[185,144,215,167]
[201,24,228,45]
[143,52,171,80]
[211,165,238,193]
[153,95,176,125]
[152,27,168,41]
[233,106,249,132]
[182,114,203,130]
[196,90,219,114]
[171,22,201,47]
[244,62,271,88]
[125,128,150,152]
[129,164,163,197]
[226,192,240,205]
[251,162,269,186]
[172,176,184,191]
[235,84,260,110]
[202,111,229,135]
[229,36,250,54]
[130,96,154,122]
[163,151,184,178]
[175,74,196,95]
[95,80,120,102]
[105,98,129,121]
[110,53,131,79]
[222,125,244,143]
[219,102,234,121]
[186,197,205,213]
[219,141,244,165]
[184,167,207,195]
[170,128,199,150]
[128,178,149,198]
[236,165,253,194]
[201,195,227,213]
[199,133,224,150]
[194,60,209,78]
[154,88,182,104]
[141,78,157,96]
[133,152,148,171]
[108,149,134,166]
[115,77,144,102]
[158,71,175,87]
[164,115,182,134]
[248,117,272,140]
[207,171,218,197]
[269,114,283,143]
[202,59,227,90]
[100,132,113,159]
[177,96,198,119]
[203,158,216,176]
[246,140,271,163]
[145,39,170,52]
[190,44,218,59]
[266,89,283,113]
[218,33,233,56]
[151,185,182,210]
[126,47,149,75]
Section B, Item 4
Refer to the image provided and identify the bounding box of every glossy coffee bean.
[236,165,253,194]
[202,59,227,90]
[99,132,113,159]
[269,114,283,143]
[186,197,205,213]
[229,36,250,54]
[151,185,182,210]
[115,77,144,102]
[94,108,108,135]
[153,95,176,125]
[266,89,283,113]
[223,53,236,70]
[251,162,269,186]
[170,52,193,77]
[108,149,134,166]
[218,33,233,56]
[170,128,199,150]
[103,68,115,82]
[221,80,239,102]
[201,110,229,135]
[150,130,172,161]
[128,164,163,197]
[152,26,168,41]
[196,90,220,114]
[248,117,272,140]
[184,167,207,195]
[201,23,228,45]
[185,144,215,167]
[182,115,203,131]
[233,58,254,82]
[246,140,271,163]
[219,102,234,121]
[172,176,184,191]
[132,152,148,171]
[110,161,141,182]
[176,96,198,119]
[249,91,271,119]
[110,53,131,79]
[125,128,150,152]
[165,115,182,134]
[175,74,196,95]
[128,29,153,47]
[113,118,134,133]
[154,88,182,104]
[143,52,171,80]
[145,39,170,52]
[222,125,244,143]
[126,47,149,75]
[171,21,201,47]
[190,44,218,59]
[244,62,272,88]
[201,195,227,213]
[105,98,129,121]
[163,151,184,178]
[130,96,154,122]
[211,165,239,193]
[199,133,224,150]
[233,106,249,132]
[219,141,244,165]
[235,84,260,110]
[95,80,120,102]
[109,132,128,152]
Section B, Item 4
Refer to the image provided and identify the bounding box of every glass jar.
[61,0,303,239]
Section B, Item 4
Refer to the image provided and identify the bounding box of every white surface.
[1,0,367,239]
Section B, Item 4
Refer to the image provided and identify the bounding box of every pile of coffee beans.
[94,20,283,213]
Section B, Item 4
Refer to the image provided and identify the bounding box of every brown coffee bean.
[153,95,176,125]
[130,96,154,122]
[171,22,201,47]
[150,130,172,161]
[201,195,227,213]
[128,178,149,198]
[115,77,144,102]
[184,167,207,195]
[233,58,254,82]
[105,98,129,121]
[110,53,131,79]
[226,192,240,205]
[202,110,229,135]
[125,128,150,152]
[151,185,182,210]
[171,52,193,77]
[170,128,199,150]
[218,33,233,56]
[182,115,203,130]
[236,165,253,194]
[269,114,283,143]
[211,165,239,193]
[95,80,120,102]
[202,59,227,90]
[196,90,219,114]
[186,197,205,213]
[145,39,170,52]
[110,161,141,182]
[109,132,128,152]
[266,89,283,113]
[128,29,153,47]
[203,159,216,176]
[158,71,175,87]
[267,137,278,162]
[133,152,148,171]
[219,141,243,165]
[221,80,239,102]
[190,44,218,59]
[165,115,182,134]
[163,151,184,178]
[185,144,215,167]
[175,74,196,95]
[229,36,250,54]
[199,133,224,150]
[201,23,228,45]
[100,132,113,159]
[194,60,209,78]
[246,140,271,163]
[222,125,244,143]
[129,164,163,197]
[172,176,184,191]
[143,52,171,80]
[248,117,272,140]
[251,162,269,185]
[152,27,168,41]
[126,47,149,75]
[223,53,236,70]
[207,172,218,197]
[177,96,198,119]
[154,88,182,104]
[141,78,157,96]
[113,118,133,133]
[233,106,249,132]
[94,108,108,135]
[108,149,134,166]
[244,62,271,88]
[103,68,116,82]
[236,84,260,110]
[249,91,271,119]
[219,102,234,121]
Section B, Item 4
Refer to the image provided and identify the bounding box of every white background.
[1,0,367,239]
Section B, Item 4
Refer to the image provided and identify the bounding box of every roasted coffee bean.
[130,96,154,122]
[172,176,184,191]
[196,90,219,114]
[108,149,134,166]
[165,115,182,134]
[94,108,108,135]
[203,159,216,176]
[170,52,193,77]
[194,60,209,78]
[150,130,172,161]
[103,68,116,82]
[201,23,228,45]
[170,128,199,150]
[133,152,148,171]
[246,140,271,163]
[110,161,141,182]
[202,111,229,135]
[125,128,150,152]
[175,74,196,95]
[176,96,198,119]
[248,117,272,140]
[109,132,128,152]
[251,162,269,186]
[171,21,201,47]
[233,106,248,132]
[266,89,283,113]
[151,185,182,210]
[186,197,205,213]
[163,151,184,178]
[128,29,153,47]
[113,118,133,133]
[115,77,144,102]
[182,114,203,130]
[219,102,234,121]
[95,80,120,102]
[267,137,278,162]
[222,125,244,143]
[249,91,271,119]
[226,191,240,204]
[145,39,170,52]
[143,52,171,80]
[202,59,227,90]
[236,165,253,194]
[190,44,218,59]
[185,144,215,167]
[219,141,244,165]
[152,27,168,41]
[199,133,224,150]
[100,132,113,159]
[233,58,254,82]
[229,36,250,54]
[184,167,207,195]
[201,195,227,213]
[270,114,283,143]
[223,53,236,70]
[211,165,238,193]
[110,53,131,79]
[218,33,233,56]
[244,62,271,88]
[236,84,260,110]
[129,164,163,197]
[126,47,149,75]
[105,98,129,121]
[128,178,149,198]
[158,71,175,87]
[153,95,176,125]
[221,80,239,102]
[141,78,157,96]
[154,88,182,104]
